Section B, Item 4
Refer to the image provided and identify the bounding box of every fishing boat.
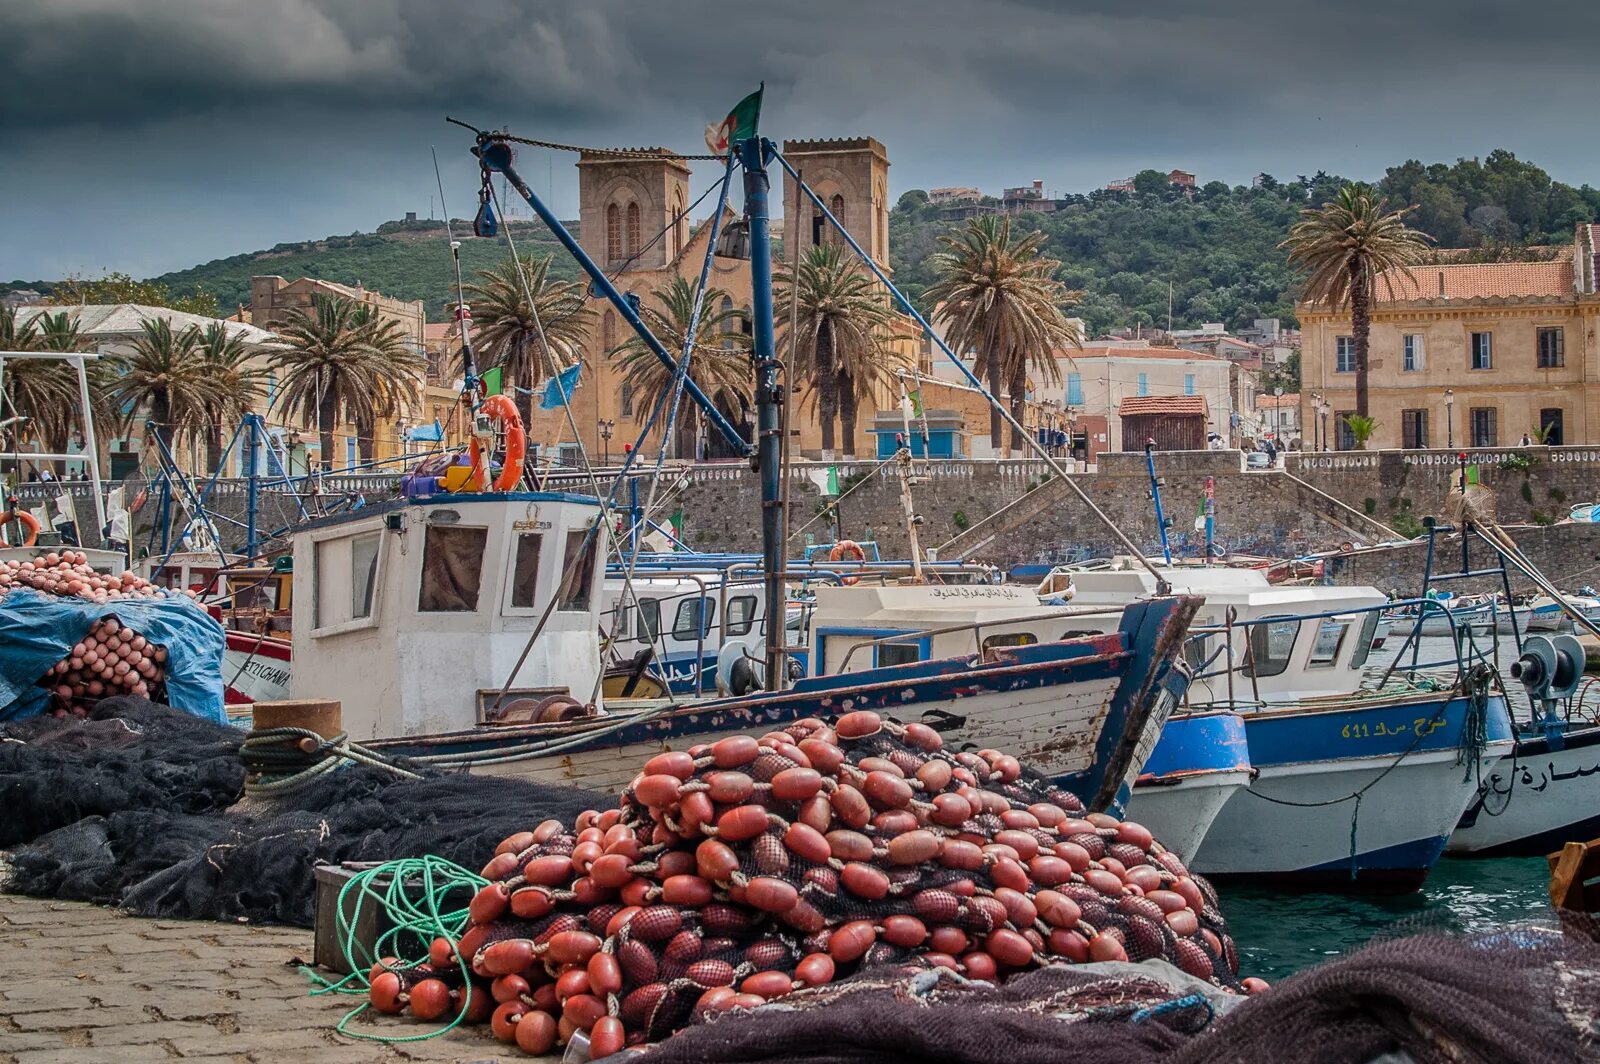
[1387,595,1496,637]
[1492,594,1568,634]
[284,490,1199,805]
[1064,561,1515,891]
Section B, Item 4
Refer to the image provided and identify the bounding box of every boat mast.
[736,136,788,688]
[895,373,925,582]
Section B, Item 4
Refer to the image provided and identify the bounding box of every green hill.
[113,148,1600,335]
[148,219,580,321]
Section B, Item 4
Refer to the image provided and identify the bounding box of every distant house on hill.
[927,187,982,206]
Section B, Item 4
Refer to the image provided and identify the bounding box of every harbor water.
[1219,628,1567,977]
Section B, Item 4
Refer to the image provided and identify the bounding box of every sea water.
[1216,629,1565,977]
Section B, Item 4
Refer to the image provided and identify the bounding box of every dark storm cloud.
[3,0,1598,278]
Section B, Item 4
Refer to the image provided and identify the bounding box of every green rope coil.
[300,855,487,1043]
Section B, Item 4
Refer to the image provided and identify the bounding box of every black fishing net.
[2,698,611,925]
[626,924,1600,1064]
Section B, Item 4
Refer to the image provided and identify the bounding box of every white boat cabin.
[807,582,1124,676]
[1064,562,1388,704]
[137,551,243,595]
[288,493,608,740]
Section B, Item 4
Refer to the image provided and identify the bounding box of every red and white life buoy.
[468,394,527,493]
[829,539,867,585]
[0,509,40,547]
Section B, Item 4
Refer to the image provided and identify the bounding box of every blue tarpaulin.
[0,589,228,724]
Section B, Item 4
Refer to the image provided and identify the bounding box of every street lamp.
[598,418,615,465]
[1444,389,1455,449]
[1273,386,1283,449]
[1317,396,1331,451]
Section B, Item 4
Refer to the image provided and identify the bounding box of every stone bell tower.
[780,138,891,271]
[576,149,692,272]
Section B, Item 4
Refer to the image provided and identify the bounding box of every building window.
[670,191,685,259]
[345,437,357,470]
[1335,411,1356,451]
[1137,372,1149,396]
[829,194,846,245]
[1334,336,1355,373]
[606,203,622,262]
[1184,373,1196,395]
[1470,332,1493,370]
[1537,327,1564,369]
[1401,408,1429,449]
[1403,335,1424,372]
[1470,407,1498,447]
[1540,408,1565,446]
[1066,373,1083,406]
[620,381,634,418]
[625,202,641,257]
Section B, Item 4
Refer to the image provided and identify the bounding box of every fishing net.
[2,698,610,925]
[372,710,1249,1057]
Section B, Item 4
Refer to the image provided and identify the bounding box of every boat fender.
[467,393,527,492]
[0,509,40,547]
[829,540,867,585]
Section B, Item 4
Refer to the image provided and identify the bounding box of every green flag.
[704,86,763,155]
[909,387,924,418]
[826,465,839,495]
[480,366,504,397]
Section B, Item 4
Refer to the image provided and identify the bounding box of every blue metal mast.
[737,136,786,689]
[1143,441,1173,565]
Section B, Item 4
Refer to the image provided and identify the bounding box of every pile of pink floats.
[2,551,177,716]
[369,711,1265,1056]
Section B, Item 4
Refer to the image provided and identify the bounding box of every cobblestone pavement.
[0,894,543,1064]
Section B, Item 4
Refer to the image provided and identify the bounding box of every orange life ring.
[0,509,40,548]
[829,539,867,585]
[467,394,527,492]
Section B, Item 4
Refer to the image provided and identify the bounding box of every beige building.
[249,276,429,470]
[1055,344,1236,459]
[1299,226,1600,450]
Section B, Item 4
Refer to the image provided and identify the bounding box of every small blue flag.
[540,363,582,410]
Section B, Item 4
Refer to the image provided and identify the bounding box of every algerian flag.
[826,465,839,495]
[909,388,924,418]
[481,366,504,397]
[704,86,763,156]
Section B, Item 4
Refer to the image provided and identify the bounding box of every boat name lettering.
[512,519,552,531]
[1486,759,1600,795]
[1339,714,1445,741]
[928,587,1026,600]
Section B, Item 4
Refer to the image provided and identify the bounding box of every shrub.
[953,510,970,532]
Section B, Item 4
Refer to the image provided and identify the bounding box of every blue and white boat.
[286,492,1199,807]
[1063,562,1515,891]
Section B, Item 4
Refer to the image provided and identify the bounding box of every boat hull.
[369,598,1199,810]
[1125,711,1252,864]
[1450,723,1600,857]
[222,632,292,705]
[1191,690,1515,892]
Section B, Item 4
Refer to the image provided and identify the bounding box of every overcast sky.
[5,0,1597,281]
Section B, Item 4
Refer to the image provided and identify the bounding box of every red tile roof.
[1369,261,1574,302]
[1118,395,1208,417]
[1068,344,1224,361]
[1255,392,1300,409]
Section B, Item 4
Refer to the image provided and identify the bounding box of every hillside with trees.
[892,150,1600,336]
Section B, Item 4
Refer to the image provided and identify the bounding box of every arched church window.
[606,203,622,262]
[626,202,641,257]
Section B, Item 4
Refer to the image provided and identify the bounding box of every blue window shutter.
[1138,373,1149,396]
[346,437,357,470]
[1066,373,1083,406]
[1185,374,1195,395]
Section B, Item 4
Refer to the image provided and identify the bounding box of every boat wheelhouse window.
[877,641,920,668]
[1246,619,1300,678]
[558,529,597,612]
[1307,621,1349,668]
[982,632,1038,653]
[351,532,380,621]
[1183,634,1210,671]
[1349,611,1380,670]
[673,597,715,640]
[509,533,543,609]
[637,597,661,640]
[726,595,757,636]
[609,602,631,640]
[418,525,487,612]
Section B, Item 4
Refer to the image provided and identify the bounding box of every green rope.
[298,855,487,1043]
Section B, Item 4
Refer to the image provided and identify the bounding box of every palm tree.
[925,216,1082,455]
[106,318,225,458]
[1283,185,1431,417]
[610,277,752,458]
[270,295,423,472]
[193,323,267,474]
[775,244,900,459]
[347,307,423,465]
[465,253,592,429]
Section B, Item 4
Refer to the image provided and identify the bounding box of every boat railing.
[1185,595,1496,695]
[831,605,1129,674]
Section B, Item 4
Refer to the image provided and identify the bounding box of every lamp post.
[1444,389,1454,450]
[1273,385,1283,450]
[598,418,615,465]
[1318,396,1330,452]
[1308,393,1319,451]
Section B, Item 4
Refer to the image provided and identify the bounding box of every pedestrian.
[1519,432,1533,446]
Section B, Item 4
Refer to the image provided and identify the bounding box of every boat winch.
[1511,633,1584,748]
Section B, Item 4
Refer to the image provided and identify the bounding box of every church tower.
[576,149,692,272]
[780,138,891,271]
